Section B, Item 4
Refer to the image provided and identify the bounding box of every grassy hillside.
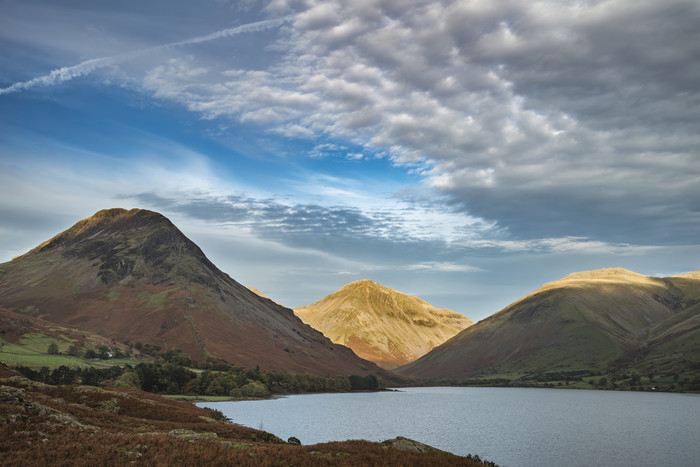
[398,268,700,390]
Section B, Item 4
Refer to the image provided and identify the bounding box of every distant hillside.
[295,280,473,369]
[0,208,394,378]
[397,268,700,383]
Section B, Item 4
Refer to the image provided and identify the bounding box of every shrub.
[240,381,270,398]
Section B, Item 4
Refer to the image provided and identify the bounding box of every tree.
[205,379,225,396]
[240,381,270,398]
[47,343,59,355]
[66,343,82,356]
[51,365,77,385]
[98,345,111,359]
[81,367,100,386]
[114,369,141,390]
[364,374,379,391]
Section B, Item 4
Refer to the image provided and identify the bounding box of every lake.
[198,387,700,466]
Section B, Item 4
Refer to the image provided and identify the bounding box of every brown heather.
[0,371,484,466]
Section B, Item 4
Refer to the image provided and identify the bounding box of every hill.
[0,208,392,378]
[397,268,700,386]
[295,280,473,369]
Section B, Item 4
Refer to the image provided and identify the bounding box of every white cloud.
[464,237,660,256]
[132,0,700,245]
[405,261,481,273]
[5,0,698,247]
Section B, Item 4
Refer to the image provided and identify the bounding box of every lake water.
[198,387,700,467]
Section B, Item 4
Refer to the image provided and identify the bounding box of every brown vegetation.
[0,370,484,466]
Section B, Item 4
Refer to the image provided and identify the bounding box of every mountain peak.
[20,208,221,289]
[340,279,386,291]
[561,267,640,280]
[29,208,176,255]
[295,280,473,369]
[543,267,658,289]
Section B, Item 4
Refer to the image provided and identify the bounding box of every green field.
[0,332,137,370]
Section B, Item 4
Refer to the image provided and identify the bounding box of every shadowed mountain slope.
[295,280,473,369]
[0,208,393,378]
[397,268,700,380]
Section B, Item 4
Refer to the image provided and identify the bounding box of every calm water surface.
[199,387,700,467]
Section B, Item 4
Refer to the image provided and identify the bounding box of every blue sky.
[1,0,699,321]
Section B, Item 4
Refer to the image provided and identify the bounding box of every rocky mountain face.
[0,208,392,377]
[295,280,473,369]
[397,268,700,380]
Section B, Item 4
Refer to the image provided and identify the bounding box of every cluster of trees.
[520,369,595,383]
[16,347,385,397]
[16,365,123,386]
[432,370,700,392]
[49,341,130,360]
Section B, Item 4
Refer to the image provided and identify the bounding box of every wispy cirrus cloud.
[405,262,482,273]
[0,15,294,95]
[463,237,660,256]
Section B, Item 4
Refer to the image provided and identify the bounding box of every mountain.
[0,208,392,378]
[294,280,474,369]
[397,268,700,381]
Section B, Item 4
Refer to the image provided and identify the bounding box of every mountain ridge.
[397,267,700,382]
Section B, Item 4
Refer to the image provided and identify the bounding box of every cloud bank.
[131,0,700,246]
[4,1,697,248]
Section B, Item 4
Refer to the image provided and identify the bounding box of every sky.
[1,0,699,322]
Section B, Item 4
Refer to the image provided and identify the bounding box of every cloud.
[0,15,294,95]
[405,262,481,273]
[3,0,698,250]
[126,190,417,245]
[126,0,700,247]
[463,237,660,256]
